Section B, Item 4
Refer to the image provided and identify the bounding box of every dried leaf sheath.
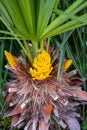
[3,50,87,130]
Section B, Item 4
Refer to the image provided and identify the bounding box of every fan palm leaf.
[0,0,87,42]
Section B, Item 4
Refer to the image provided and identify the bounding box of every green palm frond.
[0,0,87,41]
[0,0,87,62]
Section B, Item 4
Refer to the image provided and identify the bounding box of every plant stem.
[33,41,38,56]
[40,39,44,50]
[24,40,33,63]
[46,38,50,52]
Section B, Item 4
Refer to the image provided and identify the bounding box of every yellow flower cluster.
[62,59,72,71]
[4,50,17,67]
[30,50,53,80]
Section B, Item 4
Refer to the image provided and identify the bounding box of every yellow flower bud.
[4,50,17,67]
[62,59,72,71]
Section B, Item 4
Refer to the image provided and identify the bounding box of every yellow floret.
[62,59,72,71]
[4,50,17,67]
[30,50,53,80]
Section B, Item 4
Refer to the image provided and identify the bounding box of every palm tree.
[0,0,87,129]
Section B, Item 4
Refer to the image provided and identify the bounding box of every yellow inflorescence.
[4,50,17,67]
[62,59,72,71]
[30,50,53,80]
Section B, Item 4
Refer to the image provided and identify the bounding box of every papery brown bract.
[3,50,87,130]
